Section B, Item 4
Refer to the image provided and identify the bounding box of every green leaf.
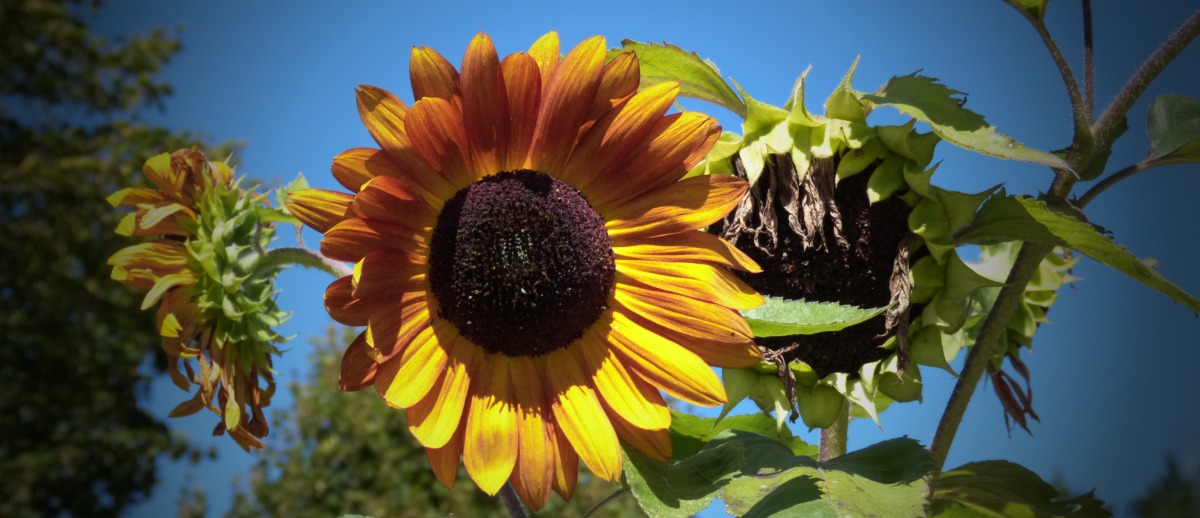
[931,460,1061,518]
[276,172,309,210]
[616,40,745,117]
[668,410,815,459]
[1053,491,1112,518]
[863,73,1070,171]
[1009,0,1049,22]
[954,193,1200,312]
[1147,94,1200,161]
[741,296,890,337]
[722,438,933,517]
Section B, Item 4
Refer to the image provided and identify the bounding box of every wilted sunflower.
[286,32,762,509]
[108,148,287,451]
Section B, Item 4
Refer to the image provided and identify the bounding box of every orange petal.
[589,112,721,210]
[608,407,673,462]
[408,338,477,448]
[324,276,370,326]
[589,51,640,120]
[603,165,748,239]
[379,321,453,408]
[615,259,762,310]
[528,35,606,176]
[411,45,461,103]
[405,97,478,188]
[460,33,509,175]
[577,331,670,431]
[356,85,410,155]
[107,187,165,208]
[365,293,430,357]
[464,354,518,495]
[350,250,426,300]
[566,81,680,190]
[613,230,761,273]
[527,32,560,87]
[543,346,622,481]
[614,296,760,369]
[509,356,554,511]
[548,414,578,499]
[333,147,455,205]
[351,176,437,231]
[500,53,541,171]
[286,188,352,234]
[321,217,428,263]
[426,423,466,488]
[606,311,727,407]
[339,332,378,391]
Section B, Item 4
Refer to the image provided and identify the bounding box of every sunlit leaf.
[954,193,1200,312]
[931,460,1110,517]
[741,296,889,337]
[863,73,1070,171]
[615,40,745,116]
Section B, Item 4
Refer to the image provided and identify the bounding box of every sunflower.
[286,32,762,509]
[108,147,287,451]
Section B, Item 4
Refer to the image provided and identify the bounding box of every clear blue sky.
[93,1,1200,515]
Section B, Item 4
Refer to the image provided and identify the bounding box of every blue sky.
[92,1,1200,515]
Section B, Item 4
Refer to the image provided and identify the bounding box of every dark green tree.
[228,326,643,517]
[0,1,229,515]
[1133,459,1200,518]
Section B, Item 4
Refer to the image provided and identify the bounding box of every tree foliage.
[0,1,229,515]
[227,326,643,517]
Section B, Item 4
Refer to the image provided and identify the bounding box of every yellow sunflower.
[287,32,763,509]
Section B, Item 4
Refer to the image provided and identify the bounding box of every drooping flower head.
[287,32,762,509]
[109,148,288,451]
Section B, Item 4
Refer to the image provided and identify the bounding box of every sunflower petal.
[356,85,410,154]
[615,298,760,368]
[464,354,518,495]
[410,45,461,102]
[527,32,560,86]
[544,347,621,481]
[426,423,465,488]
[324,276,369,326]
[613,230,761,272]
[339,332,378,391]
[590,51,640,119]
[321,218,428,263]
[461,33,509,175]
[352,176,437,231]
[509,356,554,511]
[107,187,165,207]
[548,413,578,500]
[380,322,452,408]
[286,188,352,234]
[589,112,721,209]
[333,147,455,205]
[577,331,670,431]
[500,53,541,170]
[608,409,672,462]
[529,35,606,175]
[615,259,762,310]
[607,311,727,406]
[408,338,476,448]
[351,250,426,300]
[567,81,680,189]
[405,97,478,188]
[604,169,747,238]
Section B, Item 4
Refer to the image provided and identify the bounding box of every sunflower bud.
[108,148,288,451]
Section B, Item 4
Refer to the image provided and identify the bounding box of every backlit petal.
[338,332,378,391]
[606,311,727,406]
[464,354,518,495]
[527,32,560,86]
[528,35,606,176]
[500,53,541,170]
[615,259,762,310]
[543,346,621,481]
[613,230,761,272]
[286,188,352,233]
[410,46,461,102]
[426,423,465,488]
[604,172,748,238]
[460,33,509,174]
[405,97,478,188]
[379,321,453,408]
[408,338,477,448]
[509,356,554,510]
[577,331,670,431]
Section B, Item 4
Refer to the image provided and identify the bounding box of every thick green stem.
[260,247,352,278]
[1091,9,1200,150]
[928,242,1054,470]
[819,400,850,461]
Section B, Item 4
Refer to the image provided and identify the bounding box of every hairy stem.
[1083,0,1095,118]
[1077,157,1189,208]
[583,488,628,518]
[499,483,528,518]
[819,401,850,461]
[261,247,352,278]
[928,242,1054,470]
[1092,9,1200,149]
[1006,0,1089,135]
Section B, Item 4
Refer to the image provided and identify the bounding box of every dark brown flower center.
[714,154,917,377]
[428,170,614,357]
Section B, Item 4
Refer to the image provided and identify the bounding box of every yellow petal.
[527,31,560,86]
[589,112,721,210]
[321,218,428,263]
[613,230,761,273]
[577,331,670,431]
[589,51,640,119]
[529,35,606,175]
[606,311,727,406]
[543,346,621,481]
[500,52,541,171]
[410,45,461,102]
[464,354,518,495]
[509,356,554,511]
[566,81,680,188]
[608,408,672,462]
[460,33,509,174]
[286,188,352,234]
[615,259,762,310]
[548,418,578,499]
[408,338,477,448]
[425,423,465,489]
[380,322,452,408]
[604,173,748,238]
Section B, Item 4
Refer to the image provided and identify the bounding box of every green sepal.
[824,56,867,123]
[794,383,846,430]
[910,325,959,375]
